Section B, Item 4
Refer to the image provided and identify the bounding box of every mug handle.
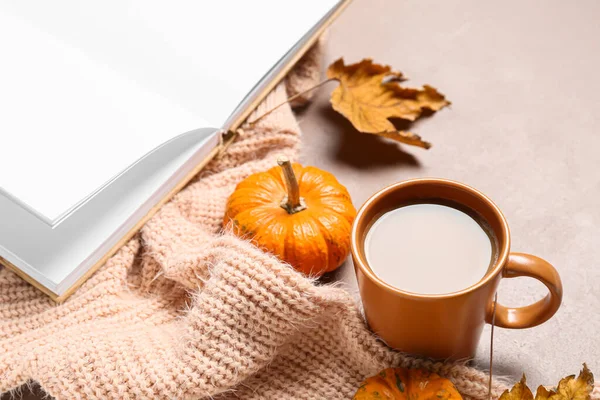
[486,253,563,329]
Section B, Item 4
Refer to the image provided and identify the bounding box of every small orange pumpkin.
[223,157,356,276]
[353,368,463,400]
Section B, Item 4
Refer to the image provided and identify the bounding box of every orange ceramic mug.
[351,178,563,360]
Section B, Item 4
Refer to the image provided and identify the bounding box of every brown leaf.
[534,364,594,400]
[326,58,450,149]
[500,375,534,400]
[501,366,594,400]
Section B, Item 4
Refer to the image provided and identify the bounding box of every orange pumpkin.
[353,368,463,400]
[223,157,356,276]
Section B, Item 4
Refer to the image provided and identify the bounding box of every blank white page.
[0,1,338,223]
[0,9,207,224]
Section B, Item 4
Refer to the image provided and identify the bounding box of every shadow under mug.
[351,178,563,360]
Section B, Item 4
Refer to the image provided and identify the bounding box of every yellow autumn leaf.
[534,364,594,400]
[326,58,450,149]
[500,375,534,400]
[501,365,594,400]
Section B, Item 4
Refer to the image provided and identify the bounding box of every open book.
[0,0,348,301]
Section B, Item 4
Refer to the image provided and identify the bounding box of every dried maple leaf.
[326,58,450,149]
[534,365,594,400]
[500,365,594,400]
[500,375,534,400]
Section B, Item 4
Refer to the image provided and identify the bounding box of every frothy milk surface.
[365,203,494,294]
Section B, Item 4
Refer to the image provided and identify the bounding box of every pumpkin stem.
[277,156,307,214]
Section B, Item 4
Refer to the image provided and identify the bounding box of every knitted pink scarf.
[2,42,596,400]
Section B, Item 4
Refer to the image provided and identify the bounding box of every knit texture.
[1,42,597,400]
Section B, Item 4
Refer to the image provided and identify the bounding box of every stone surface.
[301,0,600,390]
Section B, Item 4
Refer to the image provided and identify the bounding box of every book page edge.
[224,0,351,131]
[0,255,60,300]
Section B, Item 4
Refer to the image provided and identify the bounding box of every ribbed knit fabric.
[1,42,598,400]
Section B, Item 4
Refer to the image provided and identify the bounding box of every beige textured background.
[299,0,600,391]
[5,0,599,398]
